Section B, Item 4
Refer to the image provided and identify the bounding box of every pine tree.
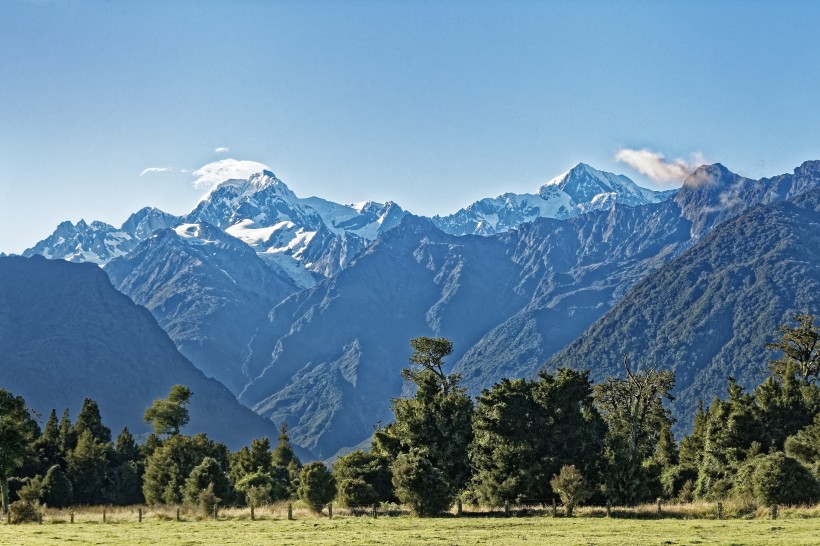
[74,398,111,444]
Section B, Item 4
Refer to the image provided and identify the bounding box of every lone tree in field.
[144,385,192,437]
[0,390,38,514]
[550,465,591,517]
[766,313,820,383]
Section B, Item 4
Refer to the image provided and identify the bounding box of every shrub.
[550,465,591,517]
[751,452,820,505]
[336,478,379,507]
[42,465,73,508]
[9,500,40,524]
[298,462,337,513]
[392,450,454,517]
[245,485,272,508]
[198,483,220,518]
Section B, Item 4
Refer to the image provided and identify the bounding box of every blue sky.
[1,0,819,253]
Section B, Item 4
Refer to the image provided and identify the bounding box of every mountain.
[431,163,675,236]
[23,219,138,264]
[0,255,302,452]
[545,187,820,433]
[186,170,407,287]
[237,161,820,458]
[23,208,180,265]
[105,222,300,394]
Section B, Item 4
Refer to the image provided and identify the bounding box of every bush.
[9,500,40,524]
[42,465,73,508]
[336,478,379,507]
[751,452,820,505]
[245,485,272,508]
[298,462,337,513]
[198,483,220,518]
[392,450,454,517]
[550,465,591,517]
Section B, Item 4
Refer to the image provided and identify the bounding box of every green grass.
[3,510,820,546]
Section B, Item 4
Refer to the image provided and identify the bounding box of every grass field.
[3,504,820,546]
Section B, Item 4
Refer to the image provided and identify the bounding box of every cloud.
[191,159,270,190]
[614,148,706,185]
[214,147,230,153]
[139,167,172,176]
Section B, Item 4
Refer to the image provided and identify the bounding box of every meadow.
[3,503,820,546]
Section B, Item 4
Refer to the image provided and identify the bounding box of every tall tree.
[0,390,38,514]
[74,398,111,444]
[144,385,192,437]
[766,313,820,383]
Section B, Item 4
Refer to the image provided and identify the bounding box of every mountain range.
[12,160,820,459]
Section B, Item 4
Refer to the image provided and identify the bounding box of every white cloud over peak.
[214,147,230,153]
[139,167,172,176]
[615,148,706,185]
[191,159,270,190]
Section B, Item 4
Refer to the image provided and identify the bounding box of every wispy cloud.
[214,147,230,153]
[615,148,706,185]
[191,159,270,190]
[139,167,172,176]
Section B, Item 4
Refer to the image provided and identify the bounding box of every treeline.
[1,314,819,519]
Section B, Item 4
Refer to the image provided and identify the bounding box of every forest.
[1,313,818,523]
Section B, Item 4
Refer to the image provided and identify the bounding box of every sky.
[1,0,820,253]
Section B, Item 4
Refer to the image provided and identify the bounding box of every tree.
[110,428,144,505]
[332,450,393,503]
[751,452,820,505]
[183,456,233,505]
[142,434,229,505]
[594,356,675,504]
[298,462,336,513]
[33,409,62,474]
[0,390,39,514]
[550,465,591,517]
[469,370,605,506]
[66,430,111,505]
[392,450,453,517]
[74,398,111,444]
[42,464,73,508]
[376,337,473,495]
[766,313,820,383]
[144,385,192,437]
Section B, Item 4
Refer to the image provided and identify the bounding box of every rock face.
[431,163,675,236]
[23,219,138,264]
[0,255,297,452]
[546,187,820,433]
[238,162,820,458]
[105,223,300,394]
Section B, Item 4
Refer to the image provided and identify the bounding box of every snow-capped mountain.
[432,163,677,236]
[185,170,407,287]
[23,219,138,264]
[121,207,181,241]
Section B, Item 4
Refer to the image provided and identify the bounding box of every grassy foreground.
[3,514,820,546]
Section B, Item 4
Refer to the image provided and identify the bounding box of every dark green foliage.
[32,409,62,474]
[272,423,301,492]
[66,430,110,505]
[144,385,192,437]
[298,462,336,512]
[183,456,233,505]
[336,478,379,507]
[376,337,473,494]
[469,370,605,505]
[392,450,453,517]
[142,434,229,505]
[751,452,820,505]
[75,398,112,444]
[235,471,273,505]
[58,409,76,454]
[550,465,591,517]
[198,483,220,517]
[332,450,394,503]
[0,389,38,514]
[41,465,73,508]
[785,413,820,476]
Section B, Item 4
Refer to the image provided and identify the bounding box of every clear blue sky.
[2,0,819,253]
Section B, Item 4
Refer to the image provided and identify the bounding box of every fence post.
[250,505,255,521]
[771,504,778,520]
[103,508,106,524]
[138,507,142,523]
[328,503,332,519]
[70,511,74,524]
[717,502,723,520]
[372,504,378,519]
[213,505,218,519]
[552,499,557,518]
[287,503,293,520]
[606,500,612,518]
[457,498,462,516]
[656,498,662,516]
[504,501,510,517]
[176,507,180,522]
